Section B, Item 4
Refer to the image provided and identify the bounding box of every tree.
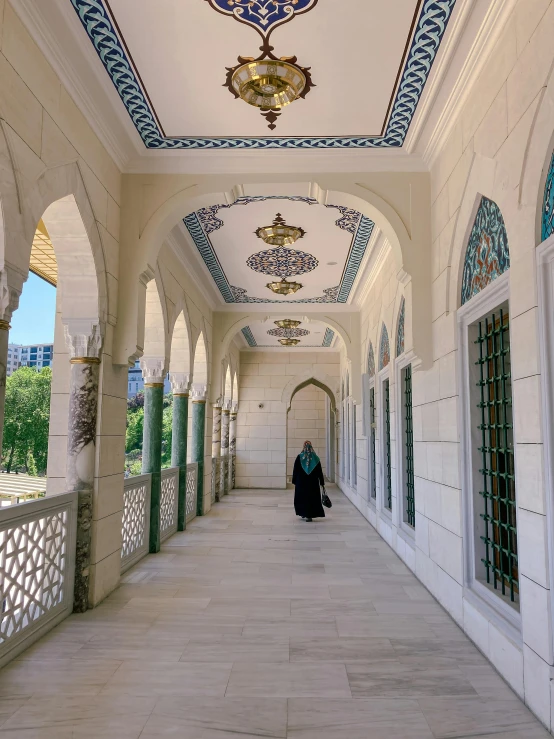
[3,367,52,474]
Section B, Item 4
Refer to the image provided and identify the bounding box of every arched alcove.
[192,332,208,387]
[169,310,191,378]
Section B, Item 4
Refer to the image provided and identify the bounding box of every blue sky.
[10,273,56,345]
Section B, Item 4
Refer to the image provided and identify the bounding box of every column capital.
[64,320,103,360]
[191,383,208,401]
[213,397,223,410]
[170,372,191,395]
[0,265,25,325]
[140,357,166,385]
[231,403,239,414]
[222,399,232,412]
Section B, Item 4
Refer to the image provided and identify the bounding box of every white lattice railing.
[121,474,151,573]
[186,463,198,523]
[0,492,78,668]
[160,467,179,543]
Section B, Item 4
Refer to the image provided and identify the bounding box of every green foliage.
[3,366,52,474]
[125,391,173,472]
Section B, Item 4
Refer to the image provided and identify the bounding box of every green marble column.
[191,387,207,516]
[142,372,164,553]
[171,389,189,531]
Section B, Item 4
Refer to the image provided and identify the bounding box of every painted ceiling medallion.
[205,0,319,40]
[268,327,310,338]
[279,338,301,346]
[256,214,305,246]
[225,51,314,130]
[274,319,301,329]
[266,278,303,295]
[247,245,318,279]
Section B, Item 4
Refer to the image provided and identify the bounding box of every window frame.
[395,350,417,538]
[458,271,521,632]
[366,377,377,505]
[379,365,392,517]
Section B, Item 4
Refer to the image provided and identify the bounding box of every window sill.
[465,581,522,647]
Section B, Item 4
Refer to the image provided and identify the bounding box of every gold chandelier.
[279,338,301,346]
[274,319,301,329]
[256,214,305,247]
[231,59,306,111]
[266,278,303,295]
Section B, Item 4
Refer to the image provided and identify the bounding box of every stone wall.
[287,385,328,479]
[237,351,339,489]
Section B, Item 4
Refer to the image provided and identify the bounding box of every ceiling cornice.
[9,0,141,170]
[165,228,221,311]
[419,0,518,168]
[353,232,392,309]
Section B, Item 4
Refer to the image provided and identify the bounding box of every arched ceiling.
[69,0,457,150]
[178,193,377,305]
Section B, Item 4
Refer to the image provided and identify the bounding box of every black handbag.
[321,486,332,508]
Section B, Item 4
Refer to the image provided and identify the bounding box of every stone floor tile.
[290,637,395,663]
[225,663,351,698]
[100,662,233,698]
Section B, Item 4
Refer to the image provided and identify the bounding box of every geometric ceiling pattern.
[242,324,335,348]
[184,196,374,304]
[70,0,457,150]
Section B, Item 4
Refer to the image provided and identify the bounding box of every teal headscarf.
[299,440,320,475]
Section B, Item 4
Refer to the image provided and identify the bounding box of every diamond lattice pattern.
[1,510,68,644]
[186,465,198,522]
[160,472,178,536]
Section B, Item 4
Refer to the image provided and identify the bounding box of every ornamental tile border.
[70,0,456,149]
[396,297,405,357]
[379,324,390,370]
[542,151,554,242]
[241,326,257,347]
[184,196,372,304]
[368,341,375,377]
[461,196,510,306]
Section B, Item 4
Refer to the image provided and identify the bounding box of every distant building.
[127,360,171,398]
[7,343,54,376]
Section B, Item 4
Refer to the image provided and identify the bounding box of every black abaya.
[292,456,325,519]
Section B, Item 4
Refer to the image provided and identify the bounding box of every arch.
[115,179,432,370]
[379,324,390,371]
[282,370,339,412]
[143,276,168,363]
[460,196,509,306]
[192,331,208,386]
[367,341,375,378]
[396,296,405,357]
[169,310,191,375]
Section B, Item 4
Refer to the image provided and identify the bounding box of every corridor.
[0,488,548,738]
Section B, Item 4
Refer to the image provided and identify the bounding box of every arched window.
[368,341,375,378]
[378,324,390,371]
[542,150,554,242]
[396,297,405,357]
[461,196,509,306]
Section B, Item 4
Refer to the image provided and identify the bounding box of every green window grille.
[404,365,415,527]
[370,387,376,499]
[384,379,392,509]
[475,308,518,602]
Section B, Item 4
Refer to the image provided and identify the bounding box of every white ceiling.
[107,0,420,139]
[242,319,337,349]
[181,194,376,305]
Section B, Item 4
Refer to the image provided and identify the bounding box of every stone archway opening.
[286,379,337,485]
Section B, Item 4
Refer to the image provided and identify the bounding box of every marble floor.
[0,487,549,738]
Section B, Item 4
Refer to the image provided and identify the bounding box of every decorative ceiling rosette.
[246,245,318,279]
[204,0,319,40]
[267,327,310,338]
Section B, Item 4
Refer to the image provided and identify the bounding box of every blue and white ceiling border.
[241,326,335,348]
[183,196,374,305]
[70,0,457,150]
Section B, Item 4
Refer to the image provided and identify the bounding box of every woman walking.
[293,440,325,522]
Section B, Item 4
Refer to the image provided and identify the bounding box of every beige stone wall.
[237,351,339,489]
[287,385,328,479]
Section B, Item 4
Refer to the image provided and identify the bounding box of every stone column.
[191,383,207,516]
[0,269,23,459]
[220,401,231,496]
[140,358,166,553]
[212,399,222,502]
[229,404,238,491]
[170,372,190,531]
[64,322,103,613]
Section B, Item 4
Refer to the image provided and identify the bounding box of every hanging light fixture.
[256,214,306,247]
[274,319,301,329]
[279,338,301,346]
[266,278,303,295]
